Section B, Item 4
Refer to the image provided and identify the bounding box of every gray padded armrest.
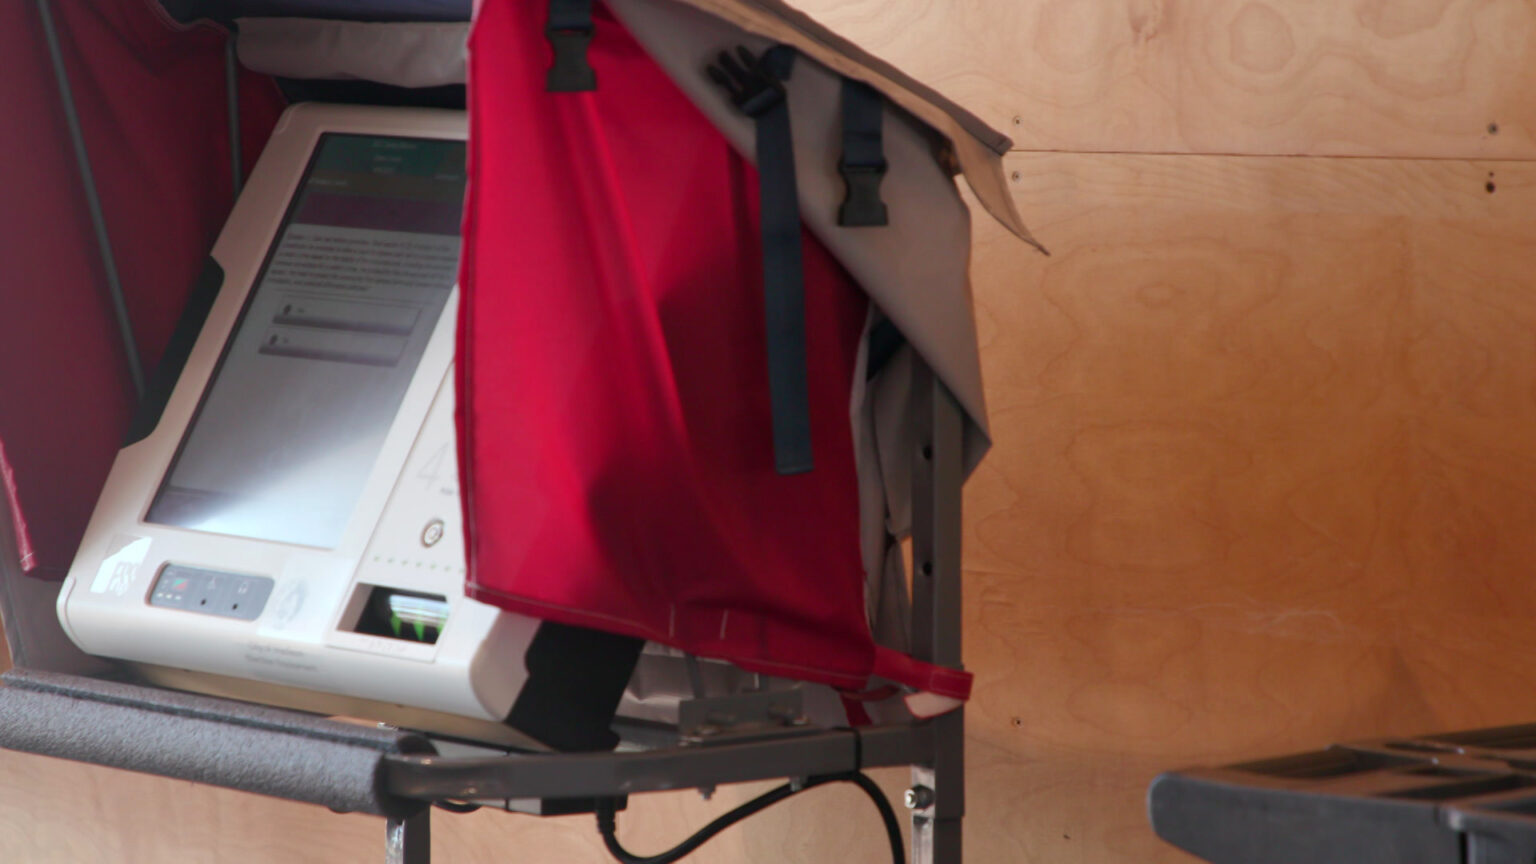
[0,668,435,818]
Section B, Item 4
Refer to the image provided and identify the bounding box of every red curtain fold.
[459,0,881,688]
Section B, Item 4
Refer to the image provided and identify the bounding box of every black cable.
[841,772,905,864]
[433,799,483,814]
[595,772,904,864]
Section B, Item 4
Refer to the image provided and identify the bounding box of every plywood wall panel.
[790,0,1536,159]
[957,151,1536,861]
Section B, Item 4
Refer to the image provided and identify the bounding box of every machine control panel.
[148,565,273,621]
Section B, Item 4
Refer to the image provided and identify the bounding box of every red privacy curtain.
[459,0,889,689]
[0,0,284,577]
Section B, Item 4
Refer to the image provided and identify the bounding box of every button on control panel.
[421,518,445,548]
[149,565,273,621]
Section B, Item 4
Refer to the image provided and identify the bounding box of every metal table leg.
[909,362,966,864]
[386,809,431,864]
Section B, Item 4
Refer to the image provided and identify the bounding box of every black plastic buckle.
[546,26,596,92]
[706,47,787,118]
[838,162,889,227]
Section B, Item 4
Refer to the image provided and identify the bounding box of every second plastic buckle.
[838,162,889,227]
[546,27,596,92]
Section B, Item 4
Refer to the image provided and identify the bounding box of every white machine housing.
[57,104,542,740]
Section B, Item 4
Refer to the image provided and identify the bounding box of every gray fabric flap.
[236,18,467,87]
[666,0,1042,250]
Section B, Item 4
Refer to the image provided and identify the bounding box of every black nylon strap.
[546,0,595,92]
[838,78,889,227]
[708,46,814,475]
[865,314,905,382]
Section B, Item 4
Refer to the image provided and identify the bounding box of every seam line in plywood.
[1008,148,1536,164]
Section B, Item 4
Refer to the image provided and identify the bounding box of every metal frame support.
[908,361,966,864]
[34,0,145,400]
[384,724,931,802]
[386,809,431,864]
[35,0,244,404]
[225,36,243,199]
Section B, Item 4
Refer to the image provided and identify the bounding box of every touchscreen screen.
[146,133,466,548]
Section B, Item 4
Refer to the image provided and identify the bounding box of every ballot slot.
[347,584,450,645]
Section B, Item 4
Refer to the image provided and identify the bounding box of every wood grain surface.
[791,0,1536,159]
[962,151,1536,861]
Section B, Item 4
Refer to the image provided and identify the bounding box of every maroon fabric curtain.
[0,0,284,577]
